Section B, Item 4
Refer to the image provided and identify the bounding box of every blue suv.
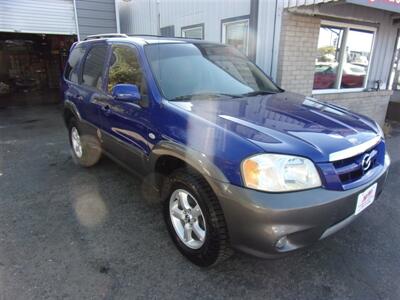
[62,34,390,267]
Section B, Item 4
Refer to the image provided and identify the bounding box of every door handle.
[94,95,111,102]
[77,95,84,101]
[101,105,112,116]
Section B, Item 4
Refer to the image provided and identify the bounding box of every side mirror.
[112,84,141,103]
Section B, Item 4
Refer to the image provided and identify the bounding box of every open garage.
[0,0,119,109]
[0,0,77,108]
[0,33,76,107]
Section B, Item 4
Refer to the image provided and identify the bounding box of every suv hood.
[171,92,381,162]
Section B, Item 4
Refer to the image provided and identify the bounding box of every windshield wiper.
[170,92,241,101]
[240,90,278,97]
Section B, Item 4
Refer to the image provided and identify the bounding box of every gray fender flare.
[147,140,229,194]
[63,100,82,124]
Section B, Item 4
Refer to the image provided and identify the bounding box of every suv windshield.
[144,43,281,101]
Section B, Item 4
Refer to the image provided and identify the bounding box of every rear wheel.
[163,169,232,267]
[68,118,101,167]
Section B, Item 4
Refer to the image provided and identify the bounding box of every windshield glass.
[144,43,281,100]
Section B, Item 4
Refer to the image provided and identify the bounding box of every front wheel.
[163,169,232,267]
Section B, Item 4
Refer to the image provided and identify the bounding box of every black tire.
[162,168,233,267]
[68,118,102,167]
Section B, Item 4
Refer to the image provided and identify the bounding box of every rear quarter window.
[64,46,85,83]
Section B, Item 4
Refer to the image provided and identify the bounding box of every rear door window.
[81,44,108,89]
[64,46,85,83]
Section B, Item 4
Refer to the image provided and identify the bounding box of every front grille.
[333,146,379,185]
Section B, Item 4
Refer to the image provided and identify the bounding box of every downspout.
[249,0,259,62]
[270,0,278,78]
[156,0,161,36]
[114,0,121,33]
[73,0,81,41]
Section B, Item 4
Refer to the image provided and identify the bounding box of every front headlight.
[241,154,322,192]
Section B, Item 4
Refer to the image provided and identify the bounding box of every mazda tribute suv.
[62,34,390,267]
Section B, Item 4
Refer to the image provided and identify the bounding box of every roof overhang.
[346,0,400,13]
[284,0,400,13]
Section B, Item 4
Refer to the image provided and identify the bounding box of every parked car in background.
[62,34,390,267]
[314,63,366,89]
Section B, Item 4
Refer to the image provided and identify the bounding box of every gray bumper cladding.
[209,167,389,258]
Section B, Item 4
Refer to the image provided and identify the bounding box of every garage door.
[0,0,77,35]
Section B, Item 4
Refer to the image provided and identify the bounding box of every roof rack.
[84,33,128,41]
[128,34,199,40]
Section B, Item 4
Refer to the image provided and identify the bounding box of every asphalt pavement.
[0,105,399,300]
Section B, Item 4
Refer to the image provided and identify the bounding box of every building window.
[181,24,204,39]
[222,18,249,56]
[389,30,400,91]
[313,21,375,92]
[160,25,175,37]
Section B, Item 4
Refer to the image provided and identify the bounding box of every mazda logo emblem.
[361,153,372,172]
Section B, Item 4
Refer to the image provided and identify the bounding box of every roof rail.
[84,33,128,41]
[129,34,163,38]
[128,34,202,40]
[128,33,200,40]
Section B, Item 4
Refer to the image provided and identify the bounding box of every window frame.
[181,23,205,40]
[388,28,400,91]
[221,16,250,56]
[160,25,175,37]
[313,20,377,95]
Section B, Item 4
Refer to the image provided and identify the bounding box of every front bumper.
[209,165,389,258]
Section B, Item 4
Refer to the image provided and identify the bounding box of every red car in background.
[313,64,366,89]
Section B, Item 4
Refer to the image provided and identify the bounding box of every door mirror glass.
[112,84,141,102]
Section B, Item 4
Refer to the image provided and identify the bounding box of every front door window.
[107,45,147,96]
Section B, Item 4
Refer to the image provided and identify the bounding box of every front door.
[98,44,153,175]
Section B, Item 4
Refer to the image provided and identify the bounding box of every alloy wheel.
[71,127,83,158]
[169,189,207,249]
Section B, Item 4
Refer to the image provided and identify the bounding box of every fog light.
[275,236,288,250]
[385,151,391,167]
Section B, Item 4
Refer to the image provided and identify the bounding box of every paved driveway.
[0,105,399,300]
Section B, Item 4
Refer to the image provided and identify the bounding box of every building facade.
[0,0,119,40]
[119,0,400,125]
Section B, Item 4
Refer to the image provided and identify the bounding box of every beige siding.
[276,11,320,96]
[316,90,392,125]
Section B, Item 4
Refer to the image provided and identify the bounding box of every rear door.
[78,42,110,129]
[63,45,86,113]
[97,43,153,175]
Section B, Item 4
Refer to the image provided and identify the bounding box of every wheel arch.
[63,100,81,126]
[149,141,229,195]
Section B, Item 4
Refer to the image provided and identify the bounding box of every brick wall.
[276,10,391,125]
[276,11,320,96]
[315,90,392,126]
